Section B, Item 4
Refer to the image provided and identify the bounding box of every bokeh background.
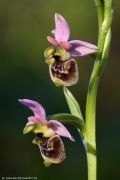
[0,0,120,179]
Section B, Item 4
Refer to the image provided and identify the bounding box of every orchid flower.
[44,13,98,87]
[19,99,74,164]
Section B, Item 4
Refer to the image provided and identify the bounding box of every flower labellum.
[19,99,74,165]
[44,13,99,86]
[33,134,65,164]
[49,58,78,87]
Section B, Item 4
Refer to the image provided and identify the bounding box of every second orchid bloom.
[44,13,98,86]
[19,99,74,165]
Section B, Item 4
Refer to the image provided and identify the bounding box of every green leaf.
[47,113,85,133]
[63,87,87,151]
[63,87,84,121]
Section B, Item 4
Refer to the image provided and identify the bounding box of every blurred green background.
[0,0,120,179]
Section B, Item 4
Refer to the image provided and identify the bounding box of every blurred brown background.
[0,0,120,180]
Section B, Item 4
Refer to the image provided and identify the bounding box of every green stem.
[85,1,113,180]
[94,0,104,29]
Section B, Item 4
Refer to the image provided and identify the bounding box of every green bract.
[63,87,84,120]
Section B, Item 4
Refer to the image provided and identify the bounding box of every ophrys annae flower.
[19,99,74,165]
[44,13,99,86]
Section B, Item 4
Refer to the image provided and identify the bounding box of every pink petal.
[26,116,47,125]
[47,36,71,50]
[47,36,58,46]
[69,40,99,57]
[59,42,71,50]
[48,120,75,141]
[53,13,70,43]
[26,116,39,125]
[19,99,46,119]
